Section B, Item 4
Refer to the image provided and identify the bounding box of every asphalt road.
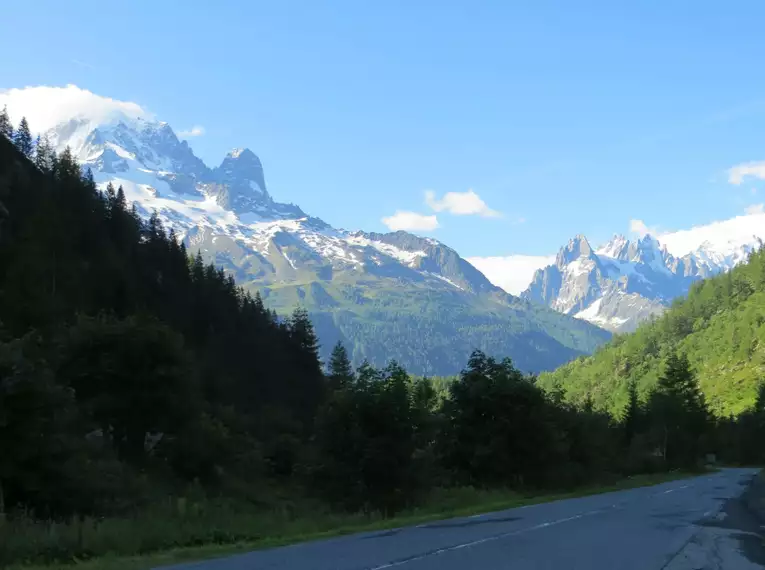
[164,468,762,570]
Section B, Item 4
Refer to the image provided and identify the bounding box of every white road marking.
[367,511,597,569]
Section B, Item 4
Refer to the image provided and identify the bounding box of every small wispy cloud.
[629,219,661,237]
[381,211,439,232]
[178,125,205,138]
[425,189,501,218]
[728,161,765,185]
[71,59,97,70]
[745,203,764,215]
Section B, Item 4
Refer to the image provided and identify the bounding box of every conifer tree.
[289,307,320,360]
[253,290,265,312]
[56,146,80,180]
[115,186,129,217]
[83,167,96,190]
[13,117,33,157]
[645,352,708,467]
[33,134,55,172]
[328,341,354,389]
[622,379,641,445]
[0,106,12,140]
[105,182,117,209]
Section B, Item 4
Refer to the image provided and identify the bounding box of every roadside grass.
[6,471,701,570]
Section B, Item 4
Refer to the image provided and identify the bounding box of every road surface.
[163,468,763,570]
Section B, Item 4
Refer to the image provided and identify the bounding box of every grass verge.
[7,471,701,570]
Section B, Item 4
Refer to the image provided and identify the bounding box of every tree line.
[0,111,762,536]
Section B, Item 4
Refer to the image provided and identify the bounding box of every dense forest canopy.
[1,112,764,566]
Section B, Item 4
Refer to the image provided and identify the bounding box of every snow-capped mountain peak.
[596,234,629,259]
[16,94,499,299]
[211,147,270,212]
[227,148,248,159]
[522,220,764,332]
[556,234,595,267]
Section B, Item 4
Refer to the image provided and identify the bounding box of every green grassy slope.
[256,277,610,375]
[198,225,611,376]
[538,247,765,417]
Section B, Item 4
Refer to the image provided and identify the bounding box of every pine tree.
[56,147,80,180]
[328,341,354,389]
[646,352,708,467]
[33,134,56,172]
[288,307,320,360]
[622,379,641,445]
[252,290,265,312]
[0,106,12,140]
[105,182,117,208]
[116,186,128,212]
[83,167,96,190]
[13,117,33,157]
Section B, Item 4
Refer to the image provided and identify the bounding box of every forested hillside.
[2,113,764,568]
[0,112,328,516]
[538,243,765,416]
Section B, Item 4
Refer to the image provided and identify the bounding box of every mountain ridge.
[520,227,764,332]
[13,90,610,374]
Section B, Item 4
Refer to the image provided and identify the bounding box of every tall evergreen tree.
[33,134,56,172]
[13,117,33,158]
[116,185,128,211]
[286,307,325,425]
[645,352,708,467]
[105,181,117,208]
[622,379,641,445]
[328,341,354,389]
[0,106,12,140]
[55,146,80,180]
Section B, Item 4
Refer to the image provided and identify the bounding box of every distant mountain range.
[16,88,609,375]
[517,219,764,332]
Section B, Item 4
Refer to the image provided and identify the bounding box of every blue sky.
[3,0,765,258]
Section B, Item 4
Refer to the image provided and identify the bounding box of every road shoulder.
[664,470,765,570]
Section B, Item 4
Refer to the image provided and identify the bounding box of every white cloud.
[629,219,660,237]
[178,125,206,138]
[467,255,555,295]
[0,84,152,134]
[381,211,439,231]
[728,161,765,185]
[425,189,501,218]
[745,203,764,215]
[71,59,97,70]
